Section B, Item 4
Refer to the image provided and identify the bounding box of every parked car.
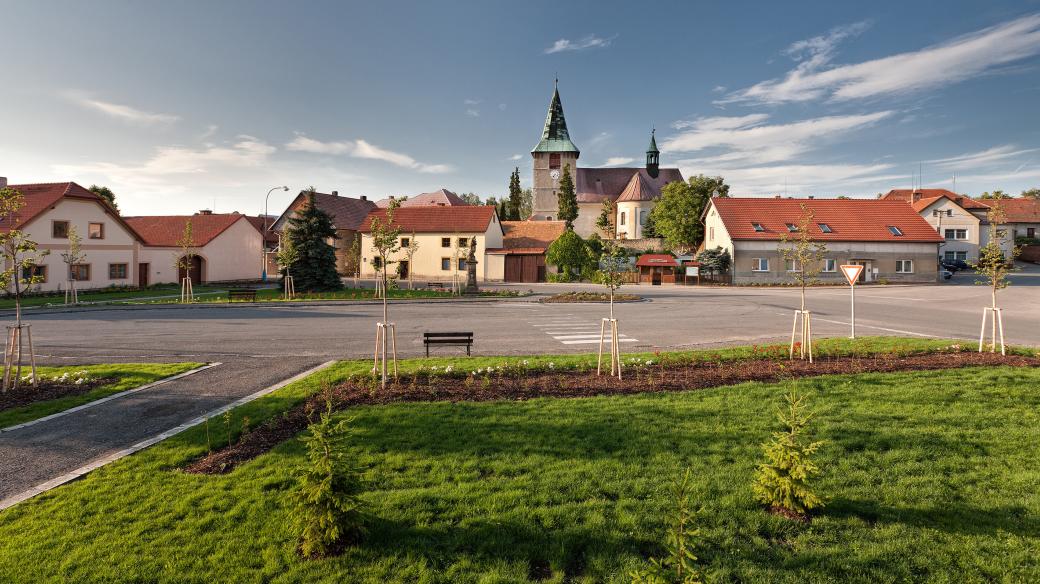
[947,259,970,270]
[941,269,954,280]
[941,261,960,273]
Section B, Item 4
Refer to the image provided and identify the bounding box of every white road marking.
[561,338,639,345]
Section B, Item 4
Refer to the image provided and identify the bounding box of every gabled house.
[703,197,944,283]
[486,220,567,282]
[374,188,469,208]
[271,190,377,276]
[1,182,143,291]
[357,205,503,282]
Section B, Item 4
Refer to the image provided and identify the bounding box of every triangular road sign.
[840,264,864,286]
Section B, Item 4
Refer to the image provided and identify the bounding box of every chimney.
[198,209,213,215]
[331,190,338,197]
[360,195,367,201]
[0,177,6,188]
[808,195,814,199]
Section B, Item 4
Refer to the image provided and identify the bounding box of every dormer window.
[786,223,798,232]
[751,222,764,232]
[818,223,832,233]
[888,226,904,236]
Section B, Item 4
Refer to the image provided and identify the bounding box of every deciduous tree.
[88,184,118,211]
[547,229,594,281]
[0,187,49,390]
[648,175,729,253]
[778,204,827,312]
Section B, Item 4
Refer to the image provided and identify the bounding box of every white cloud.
[664,111,893,165]
[463,98,481,105]
[720,14,1040,104]
[465,108,480,117]
[598,157,636,167]
[287,135,453,174]
[544,34,615,54]
[711,85,727,93]
[66,92,179,124]
[676,160,901,196]
[924,145,1039,170]
[509,154,523,161]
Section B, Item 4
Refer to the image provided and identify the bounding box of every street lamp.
[263,186,290,281]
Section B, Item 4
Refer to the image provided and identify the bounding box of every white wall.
[360,221,504,282]
[138,218,262,284]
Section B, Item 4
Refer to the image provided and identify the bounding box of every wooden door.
[505,255,523,282]
[138,263,149,288]
[178,256,203,283]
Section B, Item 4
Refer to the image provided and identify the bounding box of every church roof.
[374,188,469,208]
[531,84,579,154]
[647,129,659,153]
[616,173,657,202]
[574,167,684,204]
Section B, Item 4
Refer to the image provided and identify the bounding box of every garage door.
[504,254,545,283]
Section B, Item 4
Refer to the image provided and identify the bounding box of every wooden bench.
[426,282,446,290]
[227,288,258,303]
[423,332,473,357]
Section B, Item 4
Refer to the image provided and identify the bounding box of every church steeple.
[645,128,660,178]
[532,80,580,155]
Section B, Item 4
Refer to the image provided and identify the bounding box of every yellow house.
[357,206,503,282]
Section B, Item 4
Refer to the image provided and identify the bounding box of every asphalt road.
[1,265,1037,504]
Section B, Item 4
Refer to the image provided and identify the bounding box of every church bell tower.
[645,128,660,178]
[531,80,579,221]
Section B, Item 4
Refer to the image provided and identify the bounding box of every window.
[896,260,913,273]
[709,226,714,241]
[944,251,967,261]
[751,222,764,232]
[52,220,70,239]
[22,264,46,283]
[440,257,451,270]
[457,237,469,247]
[1028,228,1036,238]
[823,259,837,272]
[785,259,801,272]
[372,257,382,269]
[88,222,105,239]
[108,263,128,279]
[785,223,798,232]
[400,237,410,248]
[751,258,769,272]
[457,258,467,271]
[70,264,90,281]
[887,226,904,236]
[818,223,832,233]
[441,237,451,248]
[620,212,626,226]
[640,211,648,226]
[549,152,561,169]
[944,228,967,240]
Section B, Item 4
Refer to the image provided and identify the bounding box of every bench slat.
[423,332,473,338]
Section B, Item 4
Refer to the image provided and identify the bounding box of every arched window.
[620,212,626,226]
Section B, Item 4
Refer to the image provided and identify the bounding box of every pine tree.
[630,469,703,584]
[753,390,825,517]
[508,167,523,220]
[286,192,342,291]
[557,164,578,229]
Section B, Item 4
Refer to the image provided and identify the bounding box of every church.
[530,82,684,238]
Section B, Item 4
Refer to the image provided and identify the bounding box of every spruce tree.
[508,167,523,220]
[557,164,578,229]
[286,192,342,291]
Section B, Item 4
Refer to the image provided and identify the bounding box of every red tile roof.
[501,220,566,250]
[616,173,657,202]
[375,189,469,208]
[358,206,498,234]
[124,213,258,247]
[636,253,678,267]
[992,198,1040,223]
[710,198,944,243]
[882,189,991,210]
[246,215,280,244]
[0,182,137,237]
[274,191,376,232]
[575,167,684,204]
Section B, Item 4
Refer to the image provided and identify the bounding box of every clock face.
[550,169,560,180]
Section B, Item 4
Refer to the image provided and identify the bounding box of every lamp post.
[263,186,290,281]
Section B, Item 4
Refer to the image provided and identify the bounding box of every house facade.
[485,220,566,282]
[704,197,944,284]
[271,190,377,277]
[357,206,503,282]
[2,182,142,292]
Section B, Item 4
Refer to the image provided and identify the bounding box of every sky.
[2,0,1040,216]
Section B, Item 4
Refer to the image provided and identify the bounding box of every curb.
[0,360,336,511]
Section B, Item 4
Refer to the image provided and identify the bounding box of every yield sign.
[840,264,864,286]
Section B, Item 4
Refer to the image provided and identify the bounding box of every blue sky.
[2,0,1040,216]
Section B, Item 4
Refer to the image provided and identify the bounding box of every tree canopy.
[546,229,595,281]
[458,192,483,205]
[506,168,523,221]
[1021,188,1040,199]
[89,185,118,211]
[695,246,732,275]
[285,192,342,291]
[556,164,578,228]
[648,175,729,253]
[978,190,1011,200]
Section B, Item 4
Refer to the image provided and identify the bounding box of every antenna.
[952,174,956,193]
[919,162,923,189]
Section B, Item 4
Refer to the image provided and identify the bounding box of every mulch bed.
[540,292,642,303]
[0,378,114,412]
[184,351,1039,475]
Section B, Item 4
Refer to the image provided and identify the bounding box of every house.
[357,205,503,282]
[246,215,282,276]
[529,83,684,237]
[998,197,1040,239]
[1,181,143,292]
[124,211,263,285]
[703,197,944,284]
[271,190,377,276]
[374,188,469,208]
[486,220,566,282]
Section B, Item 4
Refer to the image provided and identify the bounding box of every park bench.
[227,288,258,303]
[423,332,473,357]
[426,282,446,290]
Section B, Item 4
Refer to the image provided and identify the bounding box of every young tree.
[0,187,49,390]
[973,202,1019,353]
[648,175,729,253]
[277,233,300,299]
[519,188,534,220]
[753,390,825,517]
[630,469,703,584]
[778,204,827,313]
[507,167,524,221]
[291,394,365,558]
[546,229,594,282]
[60,225,86,304]
[88,184,118,211]
[596,238,629,378]
[401,231,419,290]
[695,247,732,278]
[347,233,362,285]
[557,164,578,229]
[175,220,198,302]
[368,199,402,388]
[286,192,342,292]
[596,198,615,238]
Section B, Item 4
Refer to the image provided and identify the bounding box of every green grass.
[0,286,225,309]
[0,362,202,429]
[129,287,524,304]
[1,339,1038,582]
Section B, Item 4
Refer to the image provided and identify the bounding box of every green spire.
[532,81,580,154]
[647,128,659,153]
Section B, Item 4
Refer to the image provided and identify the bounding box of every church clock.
[550,169,560,180]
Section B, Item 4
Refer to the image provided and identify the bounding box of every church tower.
[646,129,660,178]
[531,80,579,221]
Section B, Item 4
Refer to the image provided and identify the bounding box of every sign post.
[840,264,864,338]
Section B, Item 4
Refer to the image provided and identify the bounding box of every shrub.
[630,469,703,584]
[290,396,366,558]
[753,390,825,517]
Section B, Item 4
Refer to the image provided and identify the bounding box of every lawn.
[0,362,203,429]
[0,339,1037,582]
[135,287,525,304]
[0,285,225,309]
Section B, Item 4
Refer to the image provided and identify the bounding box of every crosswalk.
[528,316,640,345]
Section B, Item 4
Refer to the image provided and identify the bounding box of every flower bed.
[539,291,642,303]
[184,349,1038,475]
[0,371,110,412]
